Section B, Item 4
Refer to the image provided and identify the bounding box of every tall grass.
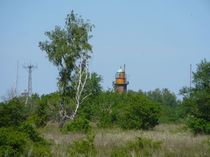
[40,123,210,157]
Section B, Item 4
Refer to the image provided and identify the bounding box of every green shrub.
[68,132,96,157]
[29,144,52,157]
[34,98,49,127]
[91,92,160,130]
[19,122,44,143]
[0,98,27,127]
[116,94,160,130]
[111,148,129,157]
[204,122,210,134]
[0,128,27,156]
[186,115,207,134]
[97,111,114,128]
[65,117,91,133]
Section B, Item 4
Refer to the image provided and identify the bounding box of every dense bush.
[0,98,27,127]
[0,128,27,156]
[19,122,44,143]
[29,144,52,157]
[34,98,49,127]
[187,115,210,134]
[0,97,51,156]
[81,92,160,130]
[68,132,96,156]
[65,116,91,133]
[115,93,160,129]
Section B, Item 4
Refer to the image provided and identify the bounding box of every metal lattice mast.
[24,64,37,97]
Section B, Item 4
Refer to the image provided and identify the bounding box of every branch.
[81,93,92,104]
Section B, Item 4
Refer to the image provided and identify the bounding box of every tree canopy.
[39,11,94,94]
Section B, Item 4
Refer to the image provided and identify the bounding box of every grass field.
[40,123,210,157]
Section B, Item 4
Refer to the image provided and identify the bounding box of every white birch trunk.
[59,52,90,126]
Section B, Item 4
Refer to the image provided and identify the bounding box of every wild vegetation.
[0,11,209,156]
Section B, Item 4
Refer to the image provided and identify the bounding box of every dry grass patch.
[39,123,210,157]
[94,124,210,157]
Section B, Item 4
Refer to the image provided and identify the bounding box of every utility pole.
[189,64,192,96]
[190,64,192,90]
[23,64,37,104]
[15,61,19,97]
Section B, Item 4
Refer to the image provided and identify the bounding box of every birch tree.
[39,11,94,127]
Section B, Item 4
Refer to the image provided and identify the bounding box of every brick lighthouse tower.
[113,65,129,93]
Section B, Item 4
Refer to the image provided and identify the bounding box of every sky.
[0,0,209,100]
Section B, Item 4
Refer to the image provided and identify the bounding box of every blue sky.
[0,0,209,99]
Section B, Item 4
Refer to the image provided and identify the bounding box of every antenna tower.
[15,61,19,97]
[24,64,37,97]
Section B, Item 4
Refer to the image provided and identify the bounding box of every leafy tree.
[146,88,162,104]
[147,88,177,107]
[146,88,179,123]
[181,59,210,134]
[39,11,94,127]
[193,59,210,121]
[83,72,103,98]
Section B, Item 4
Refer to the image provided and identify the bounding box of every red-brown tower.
[113,65,129,93]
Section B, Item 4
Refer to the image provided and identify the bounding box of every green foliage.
[29,144,52,157]
[68,132,96,157]
[186,115,210,134]
[18,122,52,156]
[65,117,91,133]
[70,72,103,121]
[34,98,49,127]
[39,11,94,127]
[0,128,27,156]
[192,59,210,121]
[0,98,27,127]
[84,72,103,98]
[82,92,160,130]
[111,137,162,157]
[116,93,160,129]
[146,88,181,123]
[159,104,181,123]
[19,122,44,143]
[0,96,51,156]
[39,11,94,93]
[179,96,197,118]
[181,59,210,134]
[94,92,120,128]
[40,92,61,121]
[147,88,180,123]
[147,88,178,107]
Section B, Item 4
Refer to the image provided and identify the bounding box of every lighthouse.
[113,65,129,93]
